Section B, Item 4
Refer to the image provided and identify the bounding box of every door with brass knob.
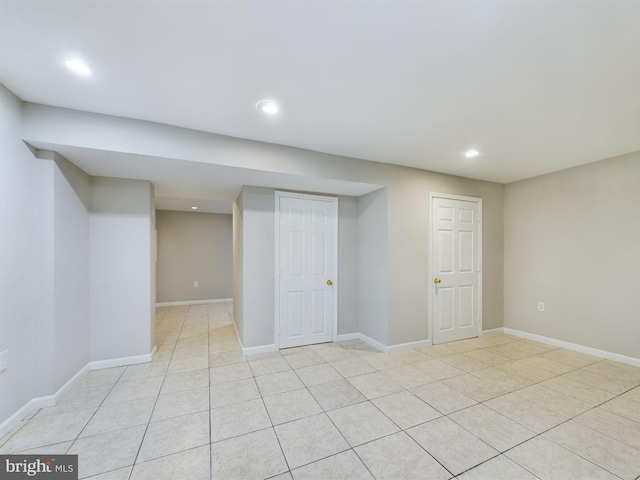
[327,280,333,286]
[433,278,441,284]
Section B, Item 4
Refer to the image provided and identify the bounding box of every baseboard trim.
[358,333,389,353]
[156,298,232,307]
[335,333,360,342]
[88,350,155,370]
[387,338,431,353]
[482,328,505,336]
[242,344,278,356]
[504,328,640,367]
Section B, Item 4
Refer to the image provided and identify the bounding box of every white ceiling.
[1,0,639,190]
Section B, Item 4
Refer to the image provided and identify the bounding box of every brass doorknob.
[434,278,441,284]
[327,280,333,286]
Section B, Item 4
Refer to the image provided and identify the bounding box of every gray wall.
[156,210,232,303]
[90,177,155,362]
[504,152,640,359]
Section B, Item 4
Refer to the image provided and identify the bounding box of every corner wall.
[504,151,640,359]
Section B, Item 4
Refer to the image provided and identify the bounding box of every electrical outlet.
[537,302,545,312]
[0,350,8,372]
[193,281,199,288]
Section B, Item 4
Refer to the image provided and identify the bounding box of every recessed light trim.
[191,206,198,210]
[464,149,480,159]
[256,99,279,115]
[65,59,91,75]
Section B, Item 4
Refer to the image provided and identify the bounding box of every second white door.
[277,192,337,348]
[431,195,481,345]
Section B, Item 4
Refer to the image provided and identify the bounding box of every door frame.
[427,192,483,345]
[274,191,339,349]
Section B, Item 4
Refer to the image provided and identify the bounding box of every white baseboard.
[0,348,157,440]
[242,344,278,356]
[504,328,640,367]
[387,338,431,353]
[482,328,505,336]
[335,333,360,342]
[358,333,389,353]
[156,298,232,307]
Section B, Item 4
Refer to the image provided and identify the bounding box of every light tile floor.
[2,302,639,479]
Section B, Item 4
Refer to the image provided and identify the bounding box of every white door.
[276,192,337,348]
[431,195,481,344]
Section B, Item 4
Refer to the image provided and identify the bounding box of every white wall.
[90,177,155,361]
[504,152,640,359]
[337,196,358,335]
[0,85,51,422]
[232,198,244,342]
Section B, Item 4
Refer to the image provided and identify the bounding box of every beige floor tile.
[167,355,209,375]
[457,455,538,480]
[540,376,616,405]
[210,377,261,409]
[1,409,95,452]
[573,407,640,450]
[328,401,399,447]
[485,393,568,433]
[104,377,163,404]
[209,350,247,367]
[291,450,373,480]
[137,410,210,462]
[355,431,450,480]
[424,341,477,357]
[151,385,209,421]
[76,367,126,389]
[130,445,210,480]
[505,436,618,480]
[68,425,146,478]
[211,428,288,479]
[275,413,349,469]
[210,398,271,442]
[600,395,640,423]
[312,344,355,363]
[517,356,577,375]
[539,348,602,368]
[161,368,209,394]
[389,349,431,365]
[283,350,326,369]
[295,363,343,387]
[172,343,209,359]
[514,384,592,417]
[407,417,498,476]
[249,356,291,376]
[496,360,558,384]
[329,357,376,378]
[270,473,293,480]
[120,361,169,382]
[543,421,640,480]
[382,364,434,389]
[308,379,367,411]
[450,404,536,452]
[583,360,640,383]
[81,397,155,437]
[443,373,510,402]
[347,372,403,399]
[15,441,72,454]
[255,370,305,397]
[209,362,253,385]
[414,358,465,381]
[440,353,491,372]
[471,367,531,390]
[280,345,313,356]
[623,385,640,402]
[462,349,511,366]
[411,381,477,415]
[360,352,406,371]
[209,340,241,354]
[372,391,441,429]
[35,383,112,418]
[564,368,637,394]
[86,467,132,480]
[264,388,323,425]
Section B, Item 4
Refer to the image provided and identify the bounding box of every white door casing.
[429,193,482,345]
[275,192,338,348]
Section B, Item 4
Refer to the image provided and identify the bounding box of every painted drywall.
[504,151,640,359]
[0,84,52,423]
[90,177,154,361]
[357,189,389,344]
[232,198,244,342]
[22,103,505,348]
[156,210,232,303]
[52,155,91,390]
[149,187,156,351]
[337,196,358,335]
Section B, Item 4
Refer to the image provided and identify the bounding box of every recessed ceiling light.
[191,206,198,210]
[464,149,480,159]
[256,99,279,115]
[65,59,91,75]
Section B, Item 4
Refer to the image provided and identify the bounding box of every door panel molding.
[428,192,483,345]
[274,191,339,349]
